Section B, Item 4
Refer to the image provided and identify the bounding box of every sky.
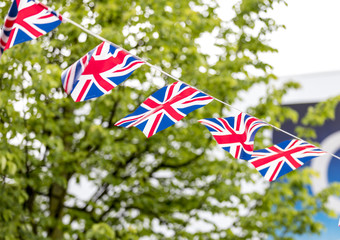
[261,0,340,104]
[227,0,340,110]
[262,0,340,77]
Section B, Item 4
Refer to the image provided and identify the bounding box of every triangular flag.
[61,41,144,102]
[249,139,325,182]
[0,0,63,58]
[199,113,267,160]
[115,81,213,137]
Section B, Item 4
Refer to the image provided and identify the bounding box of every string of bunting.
[1,0,339,183]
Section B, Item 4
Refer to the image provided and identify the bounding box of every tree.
[0,0,339,239]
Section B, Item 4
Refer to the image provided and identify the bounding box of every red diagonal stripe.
[199,120,224,132]
[4,19,16,28]
[216,118,250,149]
[165,82,177,102]
[96,42,104,55]
[148,113,162,137]
[114,61,144,73]
[76,80,91,102]
[112,49,130,65]
[40,13,54,19]
[144,98,161,109]
[166,87,198,105]
[131,86,197,127]
[82,49,116,91]
[251,146,309,168]
[248,121,265,133]
[162,104,184,121]
[1,39,7,47]
[236,113,242,131]
[213,135,253,151]
[4,29,15,50]
[15,4,47,38]
[182,96,213,104]
[115,115,142,127]
[269,160,283,182]
[64,67,73,94]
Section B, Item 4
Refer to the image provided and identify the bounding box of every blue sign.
[273,102,340,239]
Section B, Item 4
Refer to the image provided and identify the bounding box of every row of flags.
[0,0,327,182]
[199,115,325,181]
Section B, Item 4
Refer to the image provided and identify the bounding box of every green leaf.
[86,223,116,240]
[0,156,6,172]
[7,162,17,175]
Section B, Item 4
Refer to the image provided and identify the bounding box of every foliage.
[302,95,340,126]
[0,0,339,239]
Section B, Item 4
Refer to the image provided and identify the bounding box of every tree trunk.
[47,183,67,240]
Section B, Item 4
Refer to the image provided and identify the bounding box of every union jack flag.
[198,113,267,160]
[115,82,214,138]
[249,139,325,182]
[61,41,144,102]
[0,0,63,58]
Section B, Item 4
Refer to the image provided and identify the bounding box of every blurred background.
[242,0,340,238]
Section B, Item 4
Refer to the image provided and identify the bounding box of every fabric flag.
[115,81,214,138]
[248,139,325,182]
[0,0,63,58]
[61,41,144,102]
[198,113,267,160]
[338,218,340,227]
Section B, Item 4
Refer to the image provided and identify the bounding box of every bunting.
[199,113,267,160]
[115,82,213,137]
[0,1,335,186]
[0,0,63,58]
[248,139,325,182]
[61,41,144,102]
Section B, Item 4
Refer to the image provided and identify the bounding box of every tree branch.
[107,98,120,128]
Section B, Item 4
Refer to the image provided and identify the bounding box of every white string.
[59,15,340,161]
